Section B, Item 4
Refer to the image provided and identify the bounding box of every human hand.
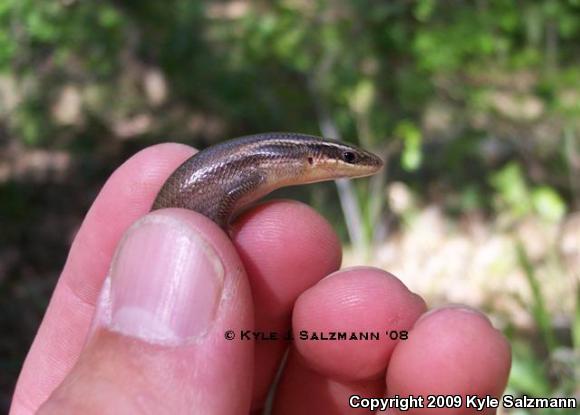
[10,144,511,414]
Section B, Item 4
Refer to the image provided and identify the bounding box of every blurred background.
[0,0,578,412]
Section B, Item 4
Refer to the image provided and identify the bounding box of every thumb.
[38,209,254,414]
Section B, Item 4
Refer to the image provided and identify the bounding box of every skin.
[10,143,511,414]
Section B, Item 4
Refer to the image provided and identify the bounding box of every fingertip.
[293,268,427,381]
[92,143,196,221]
[232,200,342,320]
[386,306,511,412]
[66,142,197,304]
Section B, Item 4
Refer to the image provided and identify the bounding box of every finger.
[292,268,426,381]
[231,201,342,409]
[11,144,196,415]
[38,209,253,414]
[386,306,511,415]
[272,348,385,415]
[272,268,426,413]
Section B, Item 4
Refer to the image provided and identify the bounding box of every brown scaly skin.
[152,132,383,229]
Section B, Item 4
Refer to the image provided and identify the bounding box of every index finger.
[12,143,196,414]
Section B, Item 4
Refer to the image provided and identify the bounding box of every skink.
[152,132,383,229]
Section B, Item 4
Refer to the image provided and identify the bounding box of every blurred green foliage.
[1,0,579,410]
[1,0,579,201]
[491,163,566,222]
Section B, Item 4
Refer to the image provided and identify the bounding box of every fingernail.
[104,213,224,345]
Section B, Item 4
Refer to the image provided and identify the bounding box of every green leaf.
[414,0,435,22]
[98,6,121,29]
[490,163,531,218]
[349,79,375,114]
[509,349,551,395]
[531,186,566,222]
[516,241,557,353]
[396,120,423,171]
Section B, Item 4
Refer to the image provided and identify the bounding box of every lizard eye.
[342,151,357,164]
